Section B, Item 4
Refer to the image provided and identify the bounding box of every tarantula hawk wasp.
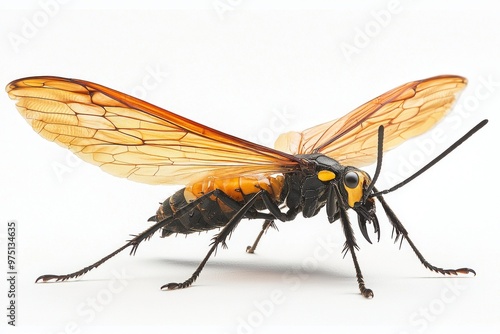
[6,75,486,298]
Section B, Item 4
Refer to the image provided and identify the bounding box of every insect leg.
[374,188,476,276]
[246,219,275,254]
[36,190,223,283]
[335,187,374,298]
[35,217,173,283]
[162,190,267,290]
[246,192,300,253]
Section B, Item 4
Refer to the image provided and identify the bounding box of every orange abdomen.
[184,175,286,204]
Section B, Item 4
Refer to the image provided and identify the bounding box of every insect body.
[157,173,287,237]
[6,75,485,298]
[156,154,369,237]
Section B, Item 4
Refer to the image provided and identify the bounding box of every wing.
[6,76,301,185]
[274,75,467,167]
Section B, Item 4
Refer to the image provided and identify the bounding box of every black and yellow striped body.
[156,175,286,237]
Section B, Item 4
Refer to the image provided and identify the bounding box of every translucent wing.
[6,76,300,185]
[274,75,467,167]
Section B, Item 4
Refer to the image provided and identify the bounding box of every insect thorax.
[288,153,373,217]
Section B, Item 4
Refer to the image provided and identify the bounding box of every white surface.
[0,1,499,334]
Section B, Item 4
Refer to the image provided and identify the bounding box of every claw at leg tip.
[161,283,179,291]
[363,289,374,299]
[35,275,53,283]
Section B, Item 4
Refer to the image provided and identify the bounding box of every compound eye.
[344,171,359,189]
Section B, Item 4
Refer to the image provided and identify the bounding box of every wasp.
[6,75,486,298]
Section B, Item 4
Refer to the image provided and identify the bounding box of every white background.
[0,1,499,334]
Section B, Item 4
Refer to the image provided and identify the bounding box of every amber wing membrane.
[274,75,467,167]
[6,76,301,185]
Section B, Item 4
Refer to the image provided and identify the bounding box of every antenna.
[359,125,384,205]
[370,119,488,198]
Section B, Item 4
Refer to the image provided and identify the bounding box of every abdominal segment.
[157,175,286,237]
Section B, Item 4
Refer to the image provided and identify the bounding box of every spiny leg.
[163,191,266,290]
[35,217,171,283]
[335,187,373,298]
[374,188,476,276]
[36,190,224,283]
[245,193,301,254]
[246,219,275,254]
